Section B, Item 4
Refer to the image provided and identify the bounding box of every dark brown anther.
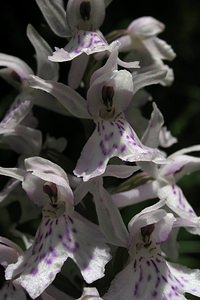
[141,224,155,247]
[102,85,114,111]
[141,224,155,238]
[43,182,58,202]
[80,1,91,21]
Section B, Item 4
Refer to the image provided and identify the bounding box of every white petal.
[158,184,197,219]
[0,100,33,130]
[91,180,128,247]
[141,102,164,148]
[167,261,200,297]
[0,53,33,80]
[28,75,90,119]
[74,116,165,181]
[112,180,159,208]
[27,24,59,81]
[68,212,111,283]
[128,16,165,38]
[104,164,140,178]
[35,0,70,37]
[68,54,89,89]
[49,31,118,62]
[144,37,176,61]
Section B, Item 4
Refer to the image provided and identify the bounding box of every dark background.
[0,0,200,288]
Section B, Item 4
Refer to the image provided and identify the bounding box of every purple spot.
[120,144,126,153]
[147,274,151,281]
[98,160,104,167]
[112,143,118,149]
[104,132,114,141]
[31,267,38,275]
[46,258,53,265]
[152,290,157,297]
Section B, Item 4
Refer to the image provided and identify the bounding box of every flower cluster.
[0,1,200,299]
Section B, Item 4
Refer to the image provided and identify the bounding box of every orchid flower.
[116,16,176,86]
[112,104,200,232]
[0,157,111,299]
[28,48,167,181]
[0,24,65,115]
[104,206,200,299]
[46,0,118,88]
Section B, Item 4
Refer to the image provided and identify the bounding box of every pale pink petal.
[128,17,165,38]
[143,37,176,61]
[68,54,89,89]
[5,212,110,298]
[0,53,33,80]
[167,261,200,298]
[112,181,160,208]
[91,180,129,247]
[158,184,196,219]
[27,24,59,81]
[35,0,70,37]
[49,31,118,62]
[28,75,90,119]
[74,115,165,181]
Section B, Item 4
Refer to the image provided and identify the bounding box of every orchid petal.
[89,46,119,85]
[0,53,33,80]
[144,37,176,61]
[132,64,168,95]
[27,24,59,81]
[74,116,165,181]
[91,180,128,247]
[28,75,90,119]
[161,154,200,182]
[158,184,197,219]
[73,180,91,205]
[128,209,175,244]
[2,125,42,156]
[68,54,89,89]
[69,213,111,283]
[167,261,200,298]
[0,100,33,130]
[104,164,140,178]
[159,126,178,148]
[0,178,19,203]
[112,180,159,208]
[49,31,118,62]
[105,255,196,299]
[170,144,200,156]
[141,102,164,148]
[35,0,70,38]
[0,167,25,181]
[128,17,165,38]
[24,157,73,200]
